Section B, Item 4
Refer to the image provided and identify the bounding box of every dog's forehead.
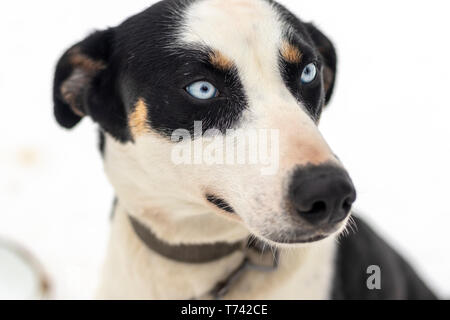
[180,0,284,63]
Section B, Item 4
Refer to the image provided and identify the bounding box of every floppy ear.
[53,29,114,128]
[305,23,337,105]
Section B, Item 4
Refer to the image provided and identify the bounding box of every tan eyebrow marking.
[281,41,303,64]
[129,98,150,137]
[209,50,234,71]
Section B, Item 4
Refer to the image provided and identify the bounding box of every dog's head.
[53,0,356,246]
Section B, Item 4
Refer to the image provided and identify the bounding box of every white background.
[0,0,449,299]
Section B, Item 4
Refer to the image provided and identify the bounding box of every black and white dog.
[53,0,436,299]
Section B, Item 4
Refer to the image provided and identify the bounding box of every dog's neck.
[97,201,337,299]
[99,202,250,299]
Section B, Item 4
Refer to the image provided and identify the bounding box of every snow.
[0,0,448,299]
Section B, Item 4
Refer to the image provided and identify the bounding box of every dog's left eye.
[186,81,218,100]
[300,63,317,84]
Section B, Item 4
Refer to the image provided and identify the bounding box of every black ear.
[53,29,114,128]
[305,23,337,105]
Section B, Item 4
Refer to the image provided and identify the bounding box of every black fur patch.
[114,0,248,136]
[279,44,324,121]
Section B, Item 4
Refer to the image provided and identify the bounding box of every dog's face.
[54,0,356,246]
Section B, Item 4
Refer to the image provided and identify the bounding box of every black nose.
[289,164,356,225]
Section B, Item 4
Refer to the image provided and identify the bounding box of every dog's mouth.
[206,194,346,245]
[258,227,340,246]
[206,194,236,214]
[259,218,346,245]
[267,233,330,244]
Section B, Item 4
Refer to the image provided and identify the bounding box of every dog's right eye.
[185,81,218,100]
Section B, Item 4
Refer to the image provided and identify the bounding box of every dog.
[53,0,437,299]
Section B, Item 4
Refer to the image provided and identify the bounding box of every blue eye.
[301,63,317,84]
[186,81,218,100]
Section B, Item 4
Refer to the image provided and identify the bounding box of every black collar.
[129,215,244,264]
[128,215,279,299]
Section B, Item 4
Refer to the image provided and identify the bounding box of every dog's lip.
[260,224,341,245]
[205,194,236,214]
[269,233,330,244]
[248,232,332,249]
